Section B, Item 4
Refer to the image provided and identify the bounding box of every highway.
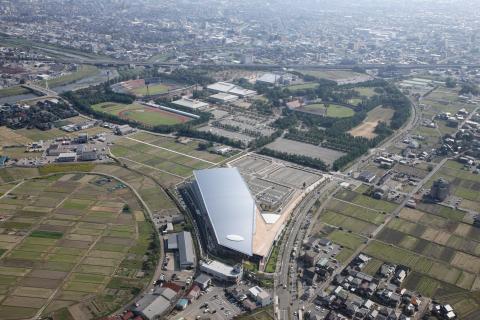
[3,54,480,70]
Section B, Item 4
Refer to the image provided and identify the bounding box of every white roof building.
[192,168,257,256]
[209,92,239,103]
[207,82,257,97]
[172,98,209,110]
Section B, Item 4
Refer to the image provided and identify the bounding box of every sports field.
[349,105,395,139]
[286,83,319,91]
[354,87,379,98]
[92,102,192,126]
[132,83,169,96]
[0,172,156,319]
[300,103,355,118]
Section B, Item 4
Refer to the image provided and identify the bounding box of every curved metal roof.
[193,168,256,256]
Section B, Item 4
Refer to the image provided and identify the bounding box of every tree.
[445,77,457,88]
[460,82,480,96]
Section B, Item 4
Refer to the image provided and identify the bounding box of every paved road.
[275,179,337,320]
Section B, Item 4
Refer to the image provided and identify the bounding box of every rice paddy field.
[424,160,480,211]
[0,172,157,319]
[362,198,480,318]
[314,175,480,319]
[92,102,192,127]
[412,86,478,151]
[311,187,399,269]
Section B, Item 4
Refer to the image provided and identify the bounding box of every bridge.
[21,83,58,97]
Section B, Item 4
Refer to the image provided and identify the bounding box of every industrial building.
[199,259,243,283]
[166,231,195,269]
[56,152,77,162]
[132,287,177,320]
[209,92,239,103]
[430,178,450,202]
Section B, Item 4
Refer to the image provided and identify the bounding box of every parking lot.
[171,285,243,320]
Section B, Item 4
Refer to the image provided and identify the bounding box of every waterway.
[0,68,118,105]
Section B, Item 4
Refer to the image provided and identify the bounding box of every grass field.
[131,83,169,96]
[0,86,30,98]
[0,172,158,319]
[302,103,354,118]
[92,102,191,126]
[354,87,379,98]
[326,105,355,118]
[287,83,319,91]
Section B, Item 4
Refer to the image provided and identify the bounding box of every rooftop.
[193,168,257,256]
[172,97,208,110]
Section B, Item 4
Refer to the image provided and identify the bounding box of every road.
[273,89,426,319]
[274,179,337,320]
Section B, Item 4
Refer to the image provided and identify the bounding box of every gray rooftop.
[193,168,256,256]
[178,231,195,267]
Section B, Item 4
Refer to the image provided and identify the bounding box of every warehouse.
[167,231,196,269]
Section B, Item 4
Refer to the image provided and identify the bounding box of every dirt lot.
[349,106,395,138]
[266,138,346,165]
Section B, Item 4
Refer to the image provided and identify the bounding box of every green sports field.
[302,103,355,118]
[92,102,191,126]
[132,83,169,96]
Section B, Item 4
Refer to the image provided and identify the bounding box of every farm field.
[312,192,376,268]
[0,172,157,319]
[131,83,169,96]
[265,138,346,165]
[359,168,480,320]
[418,86,477,121]
[92,102,192,126]
[424,160,480,209]
[349,105,395,139]
[110,131,234,185]
[334,188,398,213]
